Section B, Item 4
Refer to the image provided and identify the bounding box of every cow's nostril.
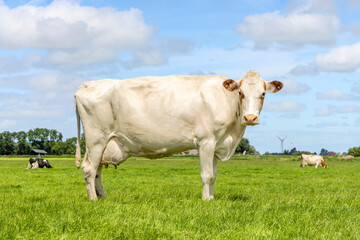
[244,116,248,122]
[253,116,257,122]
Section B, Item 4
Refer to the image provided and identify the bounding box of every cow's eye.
[261,92,266,98]
[239,92,242,96]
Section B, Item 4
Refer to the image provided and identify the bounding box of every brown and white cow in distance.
[74,70,283,200]
[300,154,328,168]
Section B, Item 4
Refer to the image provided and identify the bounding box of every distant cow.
[75,70,283,200]
[26,158,53,169]
[300,154,328,168]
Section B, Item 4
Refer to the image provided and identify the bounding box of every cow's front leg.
[199,139,217,200]
[209,156,218,199]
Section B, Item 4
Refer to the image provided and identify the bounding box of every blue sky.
[1,0,360,154]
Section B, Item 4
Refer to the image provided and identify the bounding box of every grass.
[0,155,359,239]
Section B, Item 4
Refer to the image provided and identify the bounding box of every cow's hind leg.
[82,147,102,200]
[26,162,32,169]
[95,164,106,198]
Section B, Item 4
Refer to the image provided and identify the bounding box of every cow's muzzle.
[243,114,259,125]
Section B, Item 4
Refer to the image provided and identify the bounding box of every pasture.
[0,155,359,239]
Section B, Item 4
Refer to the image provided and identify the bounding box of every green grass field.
[0,155,359,239]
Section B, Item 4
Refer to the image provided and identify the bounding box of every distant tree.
[0,133,5,155]
[283,150,289,155]
[14,131,32,155]
[49,129,63,142]
[289,147,297,155]
[235,138,257,155]
[298,151,313,155]
[51,141,65,155]
[28,128,48,150]
[248,145,257,155]
[63,137,77,154]
[80,133,86,154]
[28,128,63,154]
[0,129,86,156]
[320,148,328,156]
[0,131,16,155]
[50,135,84,155]
[348,147,360,157]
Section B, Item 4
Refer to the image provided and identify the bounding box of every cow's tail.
[75,101,82,169]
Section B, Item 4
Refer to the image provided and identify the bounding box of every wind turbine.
[277,136,287,153]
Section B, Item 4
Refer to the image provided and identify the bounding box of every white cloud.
[280,112,300,119]
[315,106,335,116]
[354,117,360,126]
[263,100,306,112]
[0,72,86,132]
[350,23,360,37]
[317,90,360,101]
[235,0,339,49]
[0,90,65,119]
[27,72,86,92]
[0,72,85,92]
[277,78,310,95]
[338,105,360,113]
[0,119,16,129]
[349,0,360,6]
[284,0,337,14]
[315,104,360,116]
[289,63,319,76]
[188,70,217,75]
[315,42,360,72]
[351,83,360,94]
[307,121,339,128]
[0,1,193,70]
[0,2,153,50]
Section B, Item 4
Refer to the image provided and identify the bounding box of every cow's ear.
[223,79,239,91]
[266,80,283,93]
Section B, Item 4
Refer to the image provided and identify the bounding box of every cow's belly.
[127,136,195,158]
[101,128,196,165]
[305,160,318,165]
[99,108,243,165]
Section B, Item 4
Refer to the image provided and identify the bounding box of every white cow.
[300,154,328,168]
[75,70,283,200]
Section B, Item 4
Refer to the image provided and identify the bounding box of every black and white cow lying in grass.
[26,158,53,169]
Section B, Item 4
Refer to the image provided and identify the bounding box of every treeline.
[0,128,85,155]
[265,147,359,157]
[264,147,315,156]
[348,147,360,157]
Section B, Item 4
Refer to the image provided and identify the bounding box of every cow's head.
[321,160,328,168]
[223,70,283,126]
